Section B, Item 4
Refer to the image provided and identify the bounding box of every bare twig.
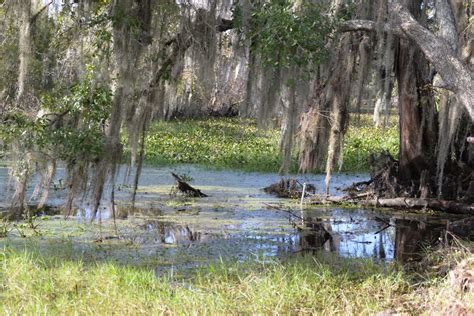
[263,202,304,221]
[374,225,391,235]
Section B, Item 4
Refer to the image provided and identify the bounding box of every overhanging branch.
[339,19,403,37]
[217,18,233,32]
[150,17,236,90]
[339,6,474,120]
[392,1,474,120]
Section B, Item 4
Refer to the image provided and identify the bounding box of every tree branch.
[339,19,403,37]
[323,196,474,215]
[149,17,235,90]
[391,2,474,120]
[30,1,53,24]
[340,5,474,120]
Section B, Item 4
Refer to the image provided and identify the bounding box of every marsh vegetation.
[142,115,399,172]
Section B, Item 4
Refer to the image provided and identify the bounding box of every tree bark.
[325,33,354,195]
[396,0,437,183]
[392,2,473,120]
[435,0,458,51]
[17,0,32,101]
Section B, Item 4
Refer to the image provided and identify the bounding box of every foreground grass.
[143,116,399,172]
[1,245,472,315]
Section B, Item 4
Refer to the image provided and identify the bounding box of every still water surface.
[0,164,464,271]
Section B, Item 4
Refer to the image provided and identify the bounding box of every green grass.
[142,116,399,172]
[1,244,472,315]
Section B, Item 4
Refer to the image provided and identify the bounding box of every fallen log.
[317,196,474,215]
[170,172,208,197]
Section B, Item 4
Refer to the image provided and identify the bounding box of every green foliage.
[42,69,112,164]
[0,112,48,154]
[93,28,113,58]
[0,249,401,314]
[142,116,399,173]
[236,0,335,73]
[0,1,57,98]
[0,66,112,165]
[0,219,11,238]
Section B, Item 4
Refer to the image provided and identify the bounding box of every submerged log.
[170,172,208,197]
[318,196,474,215]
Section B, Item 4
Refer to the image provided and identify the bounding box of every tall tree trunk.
[89,0,150,220]
[396,0,437,183]
[279,70,298,175]
[435,0,461,198]
[340,0,471,200]
[10,0,34,217]
[17,0,32,102]
[324,34,355,194]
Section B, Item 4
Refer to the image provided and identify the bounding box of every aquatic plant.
[141,116,398,173]
[143,118,286,172]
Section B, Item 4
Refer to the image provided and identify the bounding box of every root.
[264,179,316,199]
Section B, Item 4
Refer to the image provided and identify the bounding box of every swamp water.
[0,164,465,274]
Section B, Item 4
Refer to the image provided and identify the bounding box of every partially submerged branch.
[171,172,208,197]
[317,196,474,215]
[264,179,316,198]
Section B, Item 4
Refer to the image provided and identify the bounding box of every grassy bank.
[1,244,472,315]
[143,116,399,172]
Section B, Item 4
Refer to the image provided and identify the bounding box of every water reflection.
[394,219,445,262]
[3,164,472,272]
[292,210,470,263]
[126,208,469,264]
[290,211,396,260]
[298,220,334,252]
[144,220,204,244]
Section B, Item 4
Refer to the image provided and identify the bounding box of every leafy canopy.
[235,0,335,72]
